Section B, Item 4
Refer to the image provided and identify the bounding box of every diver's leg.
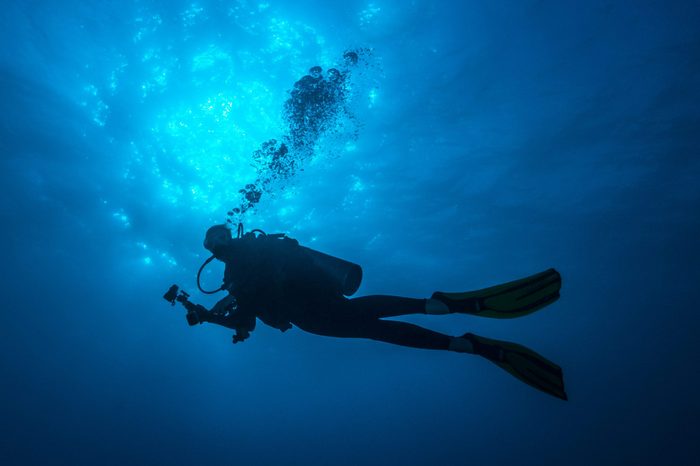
[294,316,452,350]
[345,295,450,319]
[331,319,478,352]
[360,320,454,350]
[291,301,473,352]
[289,298,473,351]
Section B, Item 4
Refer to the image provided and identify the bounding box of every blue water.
[2,1,699,465]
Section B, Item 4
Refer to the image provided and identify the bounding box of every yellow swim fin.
[465,332,567,400]
[432,269,561,318]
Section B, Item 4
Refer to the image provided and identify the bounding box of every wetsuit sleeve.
[200,294,257,334]
[227,305,257,333]
[226,297,258,343]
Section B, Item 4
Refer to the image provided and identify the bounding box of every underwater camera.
[163,284,180,305]
[163,284,202,326]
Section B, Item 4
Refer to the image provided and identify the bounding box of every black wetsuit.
[202,234,450,350]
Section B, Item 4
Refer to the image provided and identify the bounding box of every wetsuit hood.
[204,224,233,257]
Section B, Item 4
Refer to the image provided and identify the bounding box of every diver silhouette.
[164,224,567,400]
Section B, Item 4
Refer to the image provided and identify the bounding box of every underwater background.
[2,0,699,465]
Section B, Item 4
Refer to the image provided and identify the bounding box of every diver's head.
[327,68,341,81]
[309,66,322,79]
[203,224,233,257]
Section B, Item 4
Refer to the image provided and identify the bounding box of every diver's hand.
[184,303,209,325]
[212,294,236,316]
[232,329,250,344]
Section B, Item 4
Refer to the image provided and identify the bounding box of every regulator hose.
[197,255,224,294]
[196,223,266,294]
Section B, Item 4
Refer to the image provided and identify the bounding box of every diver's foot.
[430,294,480,314]
[463,332,568,400]
[432,269,562,319]
[461,332,505,361]
[424,298,452,315]
[448,332,503,358]
[448,333,477,353]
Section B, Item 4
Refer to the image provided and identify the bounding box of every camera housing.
[163,284,179,305]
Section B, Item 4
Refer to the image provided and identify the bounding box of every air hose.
[196,255,223,294]
[196,222,258,294]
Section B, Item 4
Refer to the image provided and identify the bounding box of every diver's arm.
[208,296,257,344]
[227,304,257,334]
[229,311,255,343]
[193,294,236,329]
[198,309,255,344]
[194,294,254,329]
[211,294,236,316]
[213,311,256,333]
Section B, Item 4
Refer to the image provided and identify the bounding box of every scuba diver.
[164,224,567,400]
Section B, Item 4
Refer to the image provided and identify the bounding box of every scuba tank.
[199,223,363,296]
[298,245,362,296]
